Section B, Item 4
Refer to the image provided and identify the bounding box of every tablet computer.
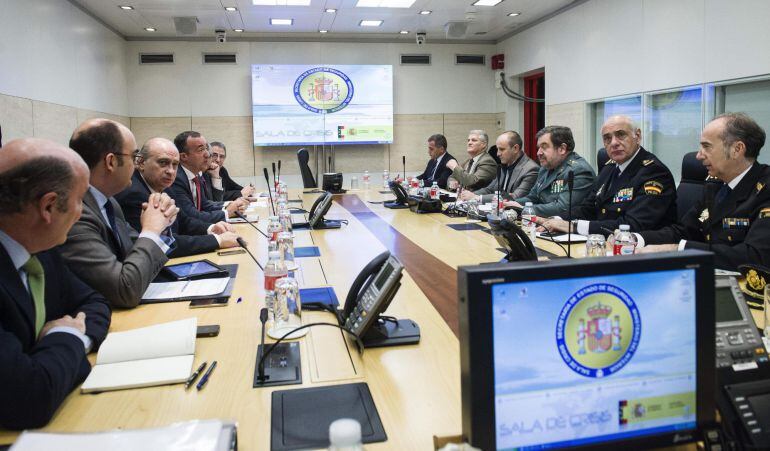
[163,259,227,280]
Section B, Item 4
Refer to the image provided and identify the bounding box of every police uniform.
[571,147,677,235]
[641,162,770,271]
[515,152,596,218]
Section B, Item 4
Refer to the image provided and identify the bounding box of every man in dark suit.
[168,131,247,224]
[58,119,178,309]
[460,131,539,203]
[208,141,255,201]
[115,137,242,258]
[541,116,677,235]
[638,113,770,270]
[0,138,110,429]
[415,134,454,189]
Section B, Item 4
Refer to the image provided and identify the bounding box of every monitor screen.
[458,251,715,451]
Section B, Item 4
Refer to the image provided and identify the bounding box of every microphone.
[271,162,277,188]
[277,160,281,183]
[237,237,264,271]
[402,156,406,182]
[497,164,503,215]
[328,156,332,172]
[257,307,269,381]
[235,211,268,238]
[263,168,276,216]
[566,170,574,259]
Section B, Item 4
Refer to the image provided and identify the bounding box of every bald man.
[115,137,242,257]
[58,119,179,309]
[0,138,111,429]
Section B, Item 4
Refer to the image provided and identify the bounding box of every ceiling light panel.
[224,6,237,11]
[472,0,504,6]
[359,20,384,26]
[356,0,416,7]
[118,5,134,10]
[253,0,311,5]
[270,18,294,25]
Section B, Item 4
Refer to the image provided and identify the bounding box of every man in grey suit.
[509,126,596,218]
[460,131,539,203]
[58,119,178,309]
[446,130,498,191]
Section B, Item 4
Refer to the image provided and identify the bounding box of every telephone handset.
[340,251,420,348]
[294,191,342,230]
[384,181,410,209]
[487,214,538,262]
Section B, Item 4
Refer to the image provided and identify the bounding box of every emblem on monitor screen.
[556,283,641,378]
[293,67,354,114]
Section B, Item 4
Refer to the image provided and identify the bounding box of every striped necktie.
[23,256,46,336]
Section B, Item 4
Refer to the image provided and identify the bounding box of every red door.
[523,72,545,161]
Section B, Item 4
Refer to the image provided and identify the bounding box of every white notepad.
[81,318,197,393]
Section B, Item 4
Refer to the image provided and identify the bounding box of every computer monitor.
[458,251,716,450]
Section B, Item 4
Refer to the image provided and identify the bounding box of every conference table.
[0,187,738,450]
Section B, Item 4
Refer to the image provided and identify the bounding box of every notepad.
[81,318,197,393]
[142,278,229,301]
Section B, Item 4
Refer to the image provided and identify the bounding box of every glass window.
[646,87,703,182]
[589,96,642,168]
[715,79,770,165]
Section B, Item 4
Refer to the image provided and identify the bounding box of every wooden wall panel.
[32,101,78,145]
[0,94,33,143]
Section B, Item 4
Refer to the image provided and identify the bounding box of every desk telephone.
[384,180,412,209]
[293,191,342,230]
[487,214,538,262]
[339,251,420,348]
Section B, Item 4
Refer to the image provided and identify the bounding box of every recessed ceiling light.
[356,0,416,7]
[472,0,504,6]
[325,8,337,13]
[419,10,431,15]
[253,0,311,5]
[359,20,383,27]
[234,28,244,32]
[144,27,156,32]
[399,30,409,34]
[224,6,237,11]
[270,18,294,25]
[507,12,520,17]
[319,29,328,33]
[119,5,134,10]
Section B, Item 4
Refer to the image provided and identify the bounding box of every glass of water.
[585,234,606,257]
[465,199,481,223]
[269,277,307,340]
[350,176,359,190]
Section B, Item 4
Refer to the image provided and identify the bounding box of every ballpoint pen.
[196,360,218,390]
[185,361,207,390]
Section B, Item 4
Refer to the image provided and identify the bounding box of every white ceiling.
[70,0,578,42]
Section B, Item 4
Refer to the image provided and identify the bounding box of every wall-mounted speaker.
[444,21,469,39]
[174,17,198,35]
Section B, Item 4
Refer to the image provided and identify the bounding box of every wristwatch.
[570,219,579,234]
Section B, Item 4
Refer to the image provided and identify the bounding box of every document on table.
[142,278,229,301]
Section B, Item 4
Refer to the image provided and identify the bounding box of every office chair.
[488,145,501,165]
[676,151,708,221]
[297,148,316,189]
[596,147,609,171]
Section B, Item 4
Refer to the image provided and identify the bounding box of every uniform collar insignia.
[699,208,709,222]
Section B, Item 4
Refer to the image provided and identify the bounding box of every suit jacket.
[448,151,498,191]
[641,163,770,270]
[168,166,226,223]
[0,246,110,429]
[475,154,540,203]
[416,152,454,189]
[115,171,219,258]
[220,166,244,201]
[571,147,677,234]
[58,190,168,309]
[516,152,596,218]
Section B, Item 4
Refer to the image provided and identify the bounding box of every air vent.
[456,54,485,65]
[203,53,237,64]
[400,54,431,65]
[139,53,174,64]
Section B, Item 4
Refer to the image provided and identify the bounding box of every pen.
[185,361,207,390]
[196,360,217,391]
[236,297,242,303]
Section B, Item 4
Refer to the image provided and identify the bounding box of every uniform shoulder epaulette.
[757,182,765,193]
[642,159,654,166]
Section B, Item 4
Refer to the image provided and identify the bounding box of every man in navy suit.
[415,134,454,189]
[208,141,255,201]
[0,138,111,429]
[115,137,242,257]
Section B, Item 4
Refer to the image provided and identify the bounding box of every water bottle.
[267,215,283,243]
[328,418,364,451]
[382,169,389,188]
[613,224,637,255]
[521,202,537,241]
[264,250,288,321]
[493,191,504,212]
[363,170,370,189]
[430,181,439,200]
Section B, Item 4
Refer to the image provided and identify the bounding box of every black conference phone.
[293,191,342,230]
[338,251,420,348]
[384,180,411,209]
[487,213,538,262]
[714,276,770,450]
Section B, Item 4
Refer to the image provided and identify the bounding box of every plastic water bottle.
[264,250,288,321]
[430,181,439,200]
[363,170,370,189]
[613,224,637,255]
[521,202,537,241]
[267,215,282,243]
[382,169,389,188]
[328,418,364,451]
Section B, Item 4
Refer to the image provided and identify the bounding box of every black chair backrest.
[297,148,316,188]
[676,151,708,221]
[596,147,609,171]
[488,145,501,165]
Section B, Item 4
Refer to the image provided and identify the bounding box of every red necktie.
[192,176,202,211]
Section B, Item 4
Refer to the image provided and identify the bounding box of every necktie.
[104,200,123,250]
[430,158,440,181]
[715,183,732,205]
[192,176,202,211]
[23,256,46,336]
